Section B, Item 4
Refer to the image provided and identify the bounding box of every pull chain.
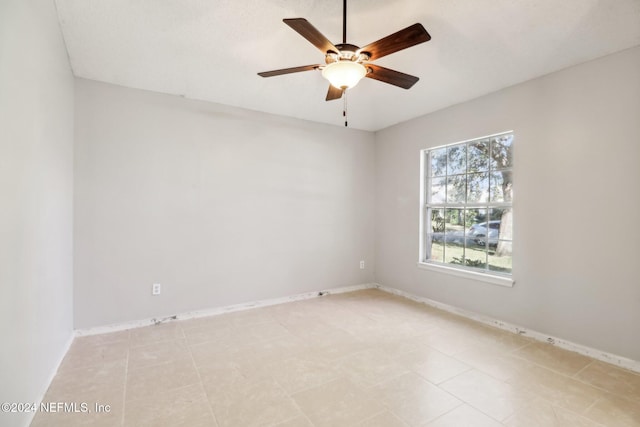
[343,89,348,127]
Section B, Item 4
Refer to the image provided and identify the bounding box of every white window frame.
[418,131,514,287]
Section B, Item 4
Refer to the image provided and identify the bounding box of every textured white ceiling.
[55,0,640,131]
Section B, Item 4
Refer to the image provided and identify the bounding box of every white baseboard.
[374,283,640,374]
[74,281,639,373]
[75,283,375,337]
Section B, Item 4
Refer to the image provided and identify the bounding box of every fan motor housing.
[326,43,370,64]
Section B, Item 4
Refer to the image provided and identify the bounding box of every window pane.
[445,241,464,265]
[430,148,447,177]
[444,207,465,241]
[428,209,445,262]
[447,144,466,175]
[489,171,504,202]
[468,209,499,250]
[443,208,465,264]
[489,241,512,273]
[466,208,487,249]
[468,140,490,172]
[467,172,489,203]
[466,208,488,227]
[490,134,513,170]
[466,209,513,256]
[464,246,487,271]
[427,234,444,262]
[489,208,512,242]
[431,208,445,233]
[490,170,513,203]
[430,177,446,203]
[445,208,465,230]
[446,174,466,203]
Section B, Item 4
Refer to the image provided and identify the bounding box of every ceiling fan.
[258,0,431,102]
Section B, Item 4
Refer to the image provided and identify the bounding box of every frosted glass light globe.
[322,61,367,89]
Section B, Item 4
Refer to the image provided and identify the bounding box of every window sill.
[417,262,515,287]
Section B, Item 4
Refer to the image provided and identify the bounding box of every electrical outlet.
[360,260,365,269]
[152,283,161,296]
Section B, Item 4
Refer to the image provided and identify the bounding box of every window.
[419,132,513,281]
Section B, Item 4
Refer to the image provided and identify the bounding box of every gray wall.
[74,79,375,329]
[0,1,75,427]
[375,46,640,361]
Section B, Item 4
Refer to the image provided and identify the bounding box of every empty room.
[2,0,640,426]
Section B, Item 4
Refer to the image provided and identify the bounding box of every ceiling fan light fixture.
[321,60,367,90]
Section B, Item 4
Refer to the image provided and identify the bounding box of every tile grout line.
[581,396,602,420]
[269,376,318,427]
[287,377,346,400]
[436,355,606,423]
[278,386,318,427]
[355,407,409,426]
[384,410,413,427]
[182,324,221,427]
[506,351,593,381]
[423,402,480,426]
[498,358,633,424]
[572,360,595,379]
[120,345,129,427]
[505,352,639,403]
[534,393,608,427]
[434,367,531,424]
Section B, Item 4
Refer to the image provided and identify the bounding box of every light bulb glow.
[321,61,367,90]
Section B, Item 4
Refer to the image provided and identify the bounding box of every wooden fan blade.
[326,84,343,101]
[359,23,430,61]
[365,64,419,89]
[283,18,339,54]
[258,65,319,77]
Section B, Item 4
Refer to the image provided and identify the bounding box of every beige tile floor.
[30,289,640,427]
